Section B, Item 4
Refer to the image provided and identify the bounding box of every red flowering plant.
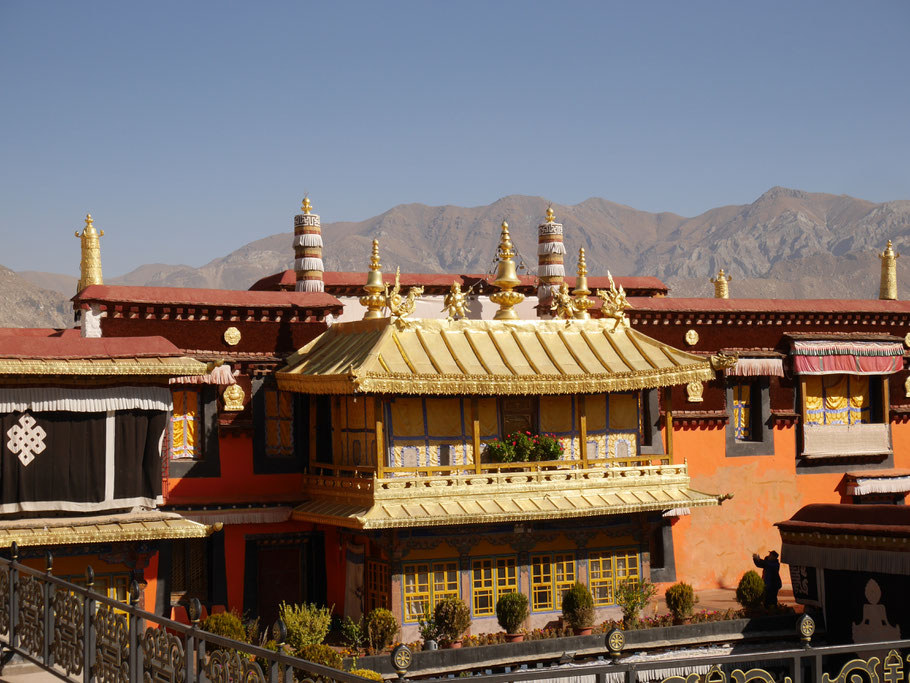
[530,433,564,462]
[483,438,516,463]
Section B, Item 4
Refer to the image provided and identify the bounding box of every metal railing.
[0,544,372,683]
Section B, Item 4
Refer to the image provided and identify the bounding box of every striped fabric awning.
[791,340,904,375]
[726,357,784,377]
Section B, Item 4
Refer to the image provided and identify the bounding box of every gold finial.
[596,271,631,326]
[301,196,312,215]
[710,268,731,299]
[572,247,592,319]
[490,220,525,320]
[75,213,104,294]
[360,239,386,319]
[879,240,900,300]
[545,205,555,223]
[443,282,468,320]
[551,282,578,322]
[384,267,423,322]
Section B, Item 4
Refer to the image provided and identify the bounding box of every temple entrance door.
[257,547,302,627]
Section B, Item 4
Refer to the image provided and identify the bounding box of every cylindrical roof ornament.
[537,205,566,305]
[294,197,324,292]
[360,239,387,319]
[573,247,593,319]
[75,213,104,294]
[879,240,900,300]
[711,268,731,299]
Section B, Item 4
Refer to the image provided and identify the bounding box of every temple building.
[4,200,910,641]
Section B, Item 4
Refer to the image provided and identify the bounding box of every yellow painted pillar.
[578,395,588,468]
[375,397,385,479]
[471,398,482,474]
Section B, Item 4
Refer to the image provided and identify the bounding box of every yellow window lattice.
[732,383,752,441]
[403,563,431,623]
[265,390,294,457]
[171,390,199,459]
[531,554,576,612]
[472,559,495,616]
[589,550,640,607]
[496,557,517,594]
[403,561,461,623]
[531,555,553,611]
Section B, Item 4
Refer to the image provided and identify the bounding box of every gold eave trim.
[291,491,723,530]
[0,358,207,377]
[277,364,715,395]
[0,519,212,547]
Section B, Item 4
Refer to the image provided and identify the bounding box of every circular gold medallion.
[904,332,910,348]
[223,326,241,346]
[799,614,815,638]
[685,329,699,346]
[607,628,625,653]
[391,644,411,671]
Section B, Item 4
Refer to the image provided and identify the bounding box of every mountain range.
[4,187,910,328]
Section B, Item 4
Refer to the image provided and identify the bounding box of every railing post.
[43,551,53,668]
[9,543,18,651]
[128,581,140,683]
[271,619,287,683]
[83,566,94,683]
[186,597,201,683]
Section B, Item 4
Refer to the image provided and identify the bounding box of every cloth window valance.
[726,358,784,377]
[792,340,904,375]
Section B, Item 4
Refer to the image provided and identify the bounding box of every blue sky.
[1,1,909,276]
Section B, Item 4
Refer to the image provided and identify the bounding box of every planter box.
[347,614,804,677]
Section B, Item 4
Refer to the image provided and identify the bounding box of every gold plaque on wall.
[686,381,704,403]
[222,384,245,411]
[685,329,699,346]
[223,326,241,346]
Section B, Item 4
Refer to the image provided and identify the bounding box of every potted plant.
[417,604,438,650]
[735,570,765,614]
[664,582,697,625]
[615,580,658,629]
[483,438,515,463]
[364,607,398,654]
[531,433,564,462]
[496,592,529,642]
[434,596,471,648]
[561,582,595,635]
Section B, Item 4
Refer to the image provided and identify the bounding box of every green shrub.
[561,582,595,629]
[736,571,765,610]
[297,643,343,669]
[278,602,332,650]
[509,432,534,461]
[531,434,564,461]
[350,669,383,681]
[365,608,398,652]
[200,611,248,642]
[664,582,697,621]
[434,596,471,643]
[483,438,515,463]
[496,592,529,634]
[615,580,658,624]
[254,639,281,678]
[341,615,365,651]
[417,604,438,642]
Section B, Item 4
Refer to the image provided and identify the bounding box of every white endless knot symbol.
[6,413,47,467]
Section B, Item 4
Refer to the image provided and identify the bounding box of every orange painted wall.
[671,419,910,591]
[164,435,305,504]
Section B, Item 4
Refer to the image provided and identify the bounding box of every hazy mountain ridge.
[5,187,910,327]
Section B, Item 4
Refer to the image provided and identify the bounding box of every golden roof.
[0,512,211,548]
[277,316,715,395]
[292,464,722,529]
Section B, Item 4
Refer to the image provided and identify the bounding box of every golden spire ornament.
[490,220,525,320]
[301,196,312,215]
[360,239,387,319]
[75,213,104,294]
[711,268,732,299]
[572,247,593,319]
[879,240,900,300]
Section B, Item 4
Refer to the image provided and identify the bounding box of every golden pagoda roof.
[291,464,723,529]
[0,511,212,548]
[277,316,715,395]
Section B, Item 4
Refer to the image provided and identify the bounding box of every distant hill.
[0,266,72,329]
[6,187,910,327]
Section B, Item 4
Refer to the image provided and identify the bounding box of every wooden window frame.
[530,553,576,613]
[589,549,641,607]
[402,560,459,623]
[471,556,517,617]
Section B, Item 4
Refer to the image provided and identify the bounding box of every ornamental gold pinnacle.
[572,247,593,319]
[490,220,525,320]
[361,239,387,319]
[75,213,104,294]
[301,196,312,215]
[879,240,899,300]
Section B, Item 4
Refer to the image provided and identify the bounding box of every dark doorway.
[257,546,302,626]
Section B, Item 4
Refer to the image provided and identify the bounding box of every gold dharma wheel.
[391,644,411,672]
[606,627,625,654]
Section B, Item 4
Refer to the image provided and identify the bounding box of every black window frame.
[251,378,309,474]
[725,377,774,457]
[168,385,221,478]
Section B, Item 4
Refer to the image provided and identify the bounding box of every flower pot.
[445,640,462,649]
[573,627,593,636]
[505,633,524,643]
[423,639,438,651]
